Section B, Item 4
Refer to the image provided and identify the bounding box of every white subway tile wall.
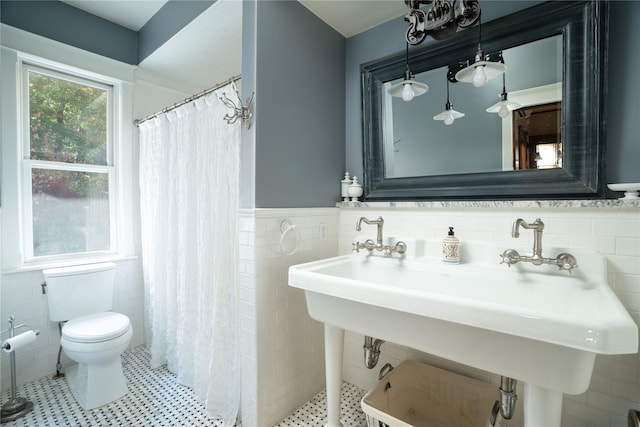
[0,258,145,392]
[3,205,637,427]
[338,206,640,427]
[239,208,339,427]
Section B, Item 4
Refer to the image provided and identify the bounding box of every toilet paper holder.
[1,316,40,352]
[1,315,40,423]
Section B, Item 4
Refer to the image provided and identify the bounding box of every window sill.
[2,254,139,274]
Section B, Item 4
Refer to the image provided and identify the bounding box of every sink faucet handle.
[352,242,360,253]
[499,256,512,267]
[556,253,578,273]
[500,249,520,267]
[364,239,376,251]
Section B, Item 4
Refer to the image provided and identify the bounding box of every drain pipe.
[363,336,385,369]
[499,376,518,420]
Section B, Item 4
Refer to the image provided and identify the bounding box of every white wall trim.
[1,24,135,83]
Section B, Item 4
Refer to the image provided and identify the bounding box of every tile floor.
[274,383,367,427]
[1,346,368,427]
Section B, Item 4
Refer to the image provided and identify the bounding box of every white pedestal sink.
[289,240,638,427]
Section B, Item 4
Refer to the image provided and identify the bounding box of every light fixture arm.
[499,73,508,100]
[442,79,458,113]
[403,66,412,81]
[403,42,413,80]
[476,12,483,50]
[472,13,487,63]
[445,78,451,105]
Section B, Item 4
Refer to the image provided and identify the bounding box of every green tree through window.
[29,71,108,165]
[26,67,113,258]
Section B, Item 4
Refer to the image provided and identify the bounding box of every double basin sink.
[289,239,638,427]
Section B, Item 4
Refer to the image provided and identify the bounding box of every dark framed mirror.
[361,1,608,200]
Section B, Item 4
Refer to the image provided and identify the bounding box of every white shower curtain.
[138,84,240,426]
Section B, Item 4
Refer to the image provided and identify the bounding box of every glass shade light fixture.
[433,78,464,125]
[486,71,521,118]
[388,43,429,102]
[454,16,505,87]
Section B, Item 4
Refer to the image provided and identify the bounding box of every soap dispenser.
[442,227,460,264]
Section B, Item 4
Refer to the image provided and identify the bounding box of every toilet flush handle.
[41,281,47,295]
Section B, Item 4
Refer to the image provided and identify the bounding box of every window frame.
[20,63,119,263]
[0,45,139,272]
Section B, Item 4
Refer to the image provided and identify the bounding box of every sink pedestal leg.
[524,383,563,427]
[324,324,345,427]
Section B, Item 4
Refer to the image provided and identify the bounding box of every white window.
[22,65,117,261]
[1,45,135,270]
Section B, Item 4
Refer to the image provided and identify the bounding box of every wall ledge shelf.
[337,199,640,209]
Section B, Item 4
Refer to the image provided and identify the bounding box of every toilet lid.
[63,312,130,343]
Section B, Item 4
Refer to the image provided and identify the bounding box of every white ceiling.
[136,0,242,93]
[60,0,406,93]
[61,0,405,37]
[61,0,169,31]
[298,0,406,38]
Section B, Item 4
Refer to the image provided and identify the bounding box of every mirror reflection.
[383,35,562,179]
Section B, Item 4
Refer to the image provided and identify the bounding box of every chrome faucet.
[501,218,577,273]
[356,216,384,247]
[512,218,544,260]
[353,216,406,255]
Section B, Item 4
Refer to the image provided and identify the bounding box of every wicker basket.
[361,360,497,427]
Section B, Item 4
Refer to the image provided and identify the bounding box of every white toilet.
[42,262,132,410]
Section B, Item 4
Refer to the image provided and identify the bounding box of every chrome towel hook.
[219,82,254,129]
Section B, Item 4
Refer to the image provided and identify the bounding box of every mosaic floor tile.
[274,383,367,427]
[1,346,368,427]
[1,346,226,427]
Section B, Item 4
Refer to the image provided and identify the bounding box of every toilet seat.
[63,312,130,343]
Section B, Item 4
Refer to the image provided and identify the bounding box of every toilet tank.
[42,262,117,322]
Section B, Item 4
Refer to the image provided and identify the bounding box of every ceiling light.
[454,16,505,87]
[434,78,464,125]
[388,43,428,102]
[486,72,521,117]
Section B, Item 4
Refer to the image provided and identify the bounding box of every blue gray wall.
[241,1,258,209]
[244,0,346,208]
[7,0,636,204]
[607,1,640,184]
[345,1,640,187]
[3,0,346,208]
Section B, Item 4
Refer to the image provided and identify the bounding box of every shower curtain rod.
[134,74,241,127]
